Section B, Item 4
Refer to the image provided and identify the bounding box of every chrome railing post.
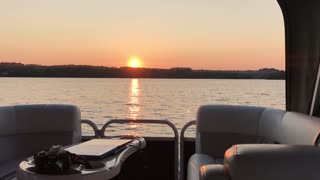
[81,119,100,139]
[101,119,179,180]
[179,120,196,180]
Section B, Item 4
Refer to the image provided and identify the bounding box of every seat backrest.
[196,105,320,158]
[0,104,81,164]
[224,144,320,180]
[259,109,320,145]
[196,105,266,157]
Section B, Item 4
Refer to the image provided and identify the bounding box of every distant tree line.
[0,62,285,79]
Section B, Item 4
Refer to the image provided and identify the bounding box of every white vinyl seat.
[188,105,320,180]
[200,144,320,180]
[0,104,82,179]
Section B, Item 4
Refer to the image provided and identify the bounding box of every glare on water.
[128,79,141,128]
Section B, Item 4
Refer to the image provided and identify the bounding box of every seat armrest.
[188,154,217,180]
[224,144,320,180]
[200,164,230,180]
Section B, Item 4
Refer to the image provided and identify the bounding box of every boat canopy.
[278,0,320,115]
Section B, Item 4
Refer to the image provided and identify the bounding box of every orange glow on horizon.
[0,1,285,70]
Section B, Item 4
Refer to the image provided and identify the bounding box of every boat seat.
[188,104,320,180]
[0,104,82,179]
[200,144,320,180]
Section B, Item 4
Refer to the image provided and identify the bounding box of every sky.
[0,0,285,70]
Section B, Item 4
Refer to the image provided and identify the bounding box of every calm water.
[0,78,285,136]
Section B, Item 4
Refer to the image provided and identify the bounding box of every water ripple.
[0,78,285,136]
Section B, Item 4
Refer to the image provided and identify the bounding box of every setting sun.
[128,57,142,68]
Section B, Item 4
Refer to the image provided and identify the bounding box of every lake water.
[0,78,285,136]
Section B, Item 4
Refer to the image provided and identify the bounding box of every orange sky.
[0,0,284,70]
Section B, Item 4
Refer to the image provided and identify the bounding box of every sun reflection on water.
[128,79,141,128]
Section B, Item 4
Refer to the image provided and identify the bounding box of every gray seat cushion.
[224,144,320,180]
[0,104,82,178]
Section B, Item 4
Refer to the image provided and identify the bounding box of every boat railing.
[81,119,179,180]
[180,120,196,180]
[81,119,100,139]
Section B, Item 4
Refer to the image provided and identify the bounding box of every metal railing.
[179,120,196,180]
[81,119,100,139]
[81,119,180,180]
[102,119,179,180]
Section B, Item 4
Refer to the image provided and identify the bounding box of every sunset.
[2,1,319,179]
[0,0,284,70]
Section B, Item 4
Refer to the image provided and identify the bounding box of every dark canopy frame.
[278,0,320,115]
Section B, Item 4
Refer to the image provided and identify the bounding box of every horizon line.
[0,62,284,72]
